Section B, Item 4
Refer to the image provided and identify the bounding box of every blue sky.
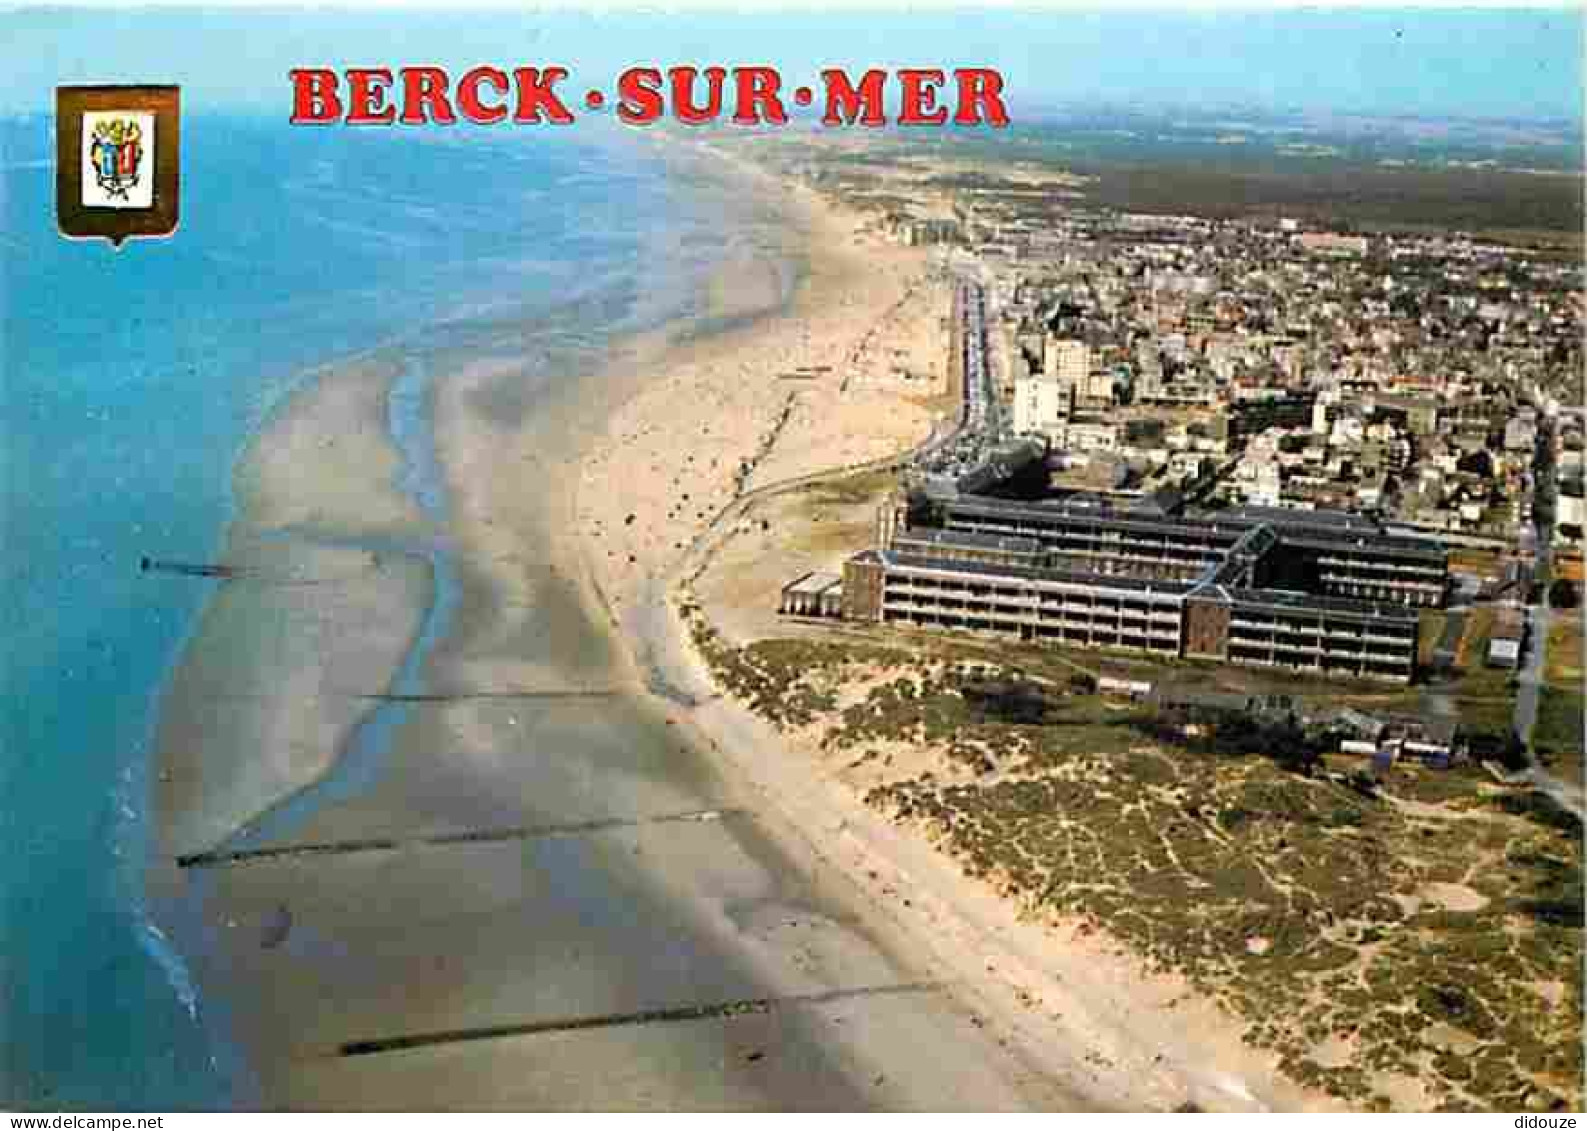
[1,7,1581,122]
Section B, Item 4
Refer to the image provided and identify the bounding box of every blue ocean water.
[0,114,691,1109]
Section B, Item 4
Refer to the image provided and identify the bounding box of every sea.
[0,113,711,1109]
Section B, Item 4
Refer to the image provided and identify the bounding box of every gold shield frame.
[57,84,181,246]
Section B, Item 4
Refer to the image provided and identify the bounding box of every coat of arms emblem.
[87,116,148,203]
[57,86,181,246]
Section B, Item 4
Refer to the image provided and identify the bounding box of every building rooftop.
[1203,522,1279,586]
[1218,504,1447,561]
[784,571,843,597]
[945,494,1448,564]
[946,497,1249,545]
[1221,503,1383,531]
[892,528,1042,556]
[1229,587,1420,624]
[883,549,1194,598]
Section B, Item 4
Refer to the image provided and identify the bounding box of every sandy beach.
[568,146,1343,1112]
[150,143,1092,1110]
[144,129,1348,1110]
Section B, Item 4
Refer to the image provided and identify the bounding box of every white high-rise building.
[1247,461,1283,507]
[1312,399,1331,435]
[1080,366,1115,405]
[1043,337,1089,385]
[1013,376,1071,437]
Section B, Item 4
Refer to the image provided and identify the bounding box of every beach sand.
[151,147,1091,1109]
[148,126,1339,1108]
[572,147,1344,1112]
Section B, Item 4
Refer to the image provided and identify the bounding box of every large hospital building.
[838,493,1448,683]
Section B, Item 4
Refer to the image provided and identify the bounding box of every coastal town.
[756,136,1585,780]
[116,121,1581,1114]
[657,130,1583,1112]
[16,6,1587,1119]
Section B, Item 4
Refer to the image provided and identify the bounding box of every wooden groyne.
[338,981,940,1057]
[140,556,247,580]
[176,807,744,870]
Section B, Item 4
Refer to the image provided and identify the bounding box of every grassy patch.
[1535,611,1583,783]
[1455,607,1496,670]
[1545,614,1584,689]
[694,623,1584,1111]
[1534,688,1585,765]
[876,732,1583,1111]
[1451,667,1520,737]
[1418,611,1449,668]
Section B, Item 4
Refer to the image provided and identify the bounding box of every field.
[1545,612,1584,688]
[1416,612,1447,668]
[685,621,1583,1112]
[1537,611,1586,785]
[741,115,1586,250]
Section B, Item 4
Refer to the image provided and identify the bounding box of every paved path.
[1512,415,1583,820]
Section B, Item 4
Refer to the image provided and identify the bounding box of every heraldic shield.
[57,86,180,246]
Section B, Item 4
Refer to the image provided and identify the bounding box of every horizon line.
[4,0,1585,9]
